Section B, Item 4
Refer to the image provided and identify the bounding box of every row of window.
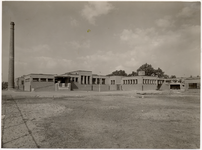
[25,78,54,82]
[92,78,106,84]
[189,83,200,89]
[69,77,78,82]
[158,80,164,84]
[123,79,138,84]
[143,79,157,85]
[111,80,115,85]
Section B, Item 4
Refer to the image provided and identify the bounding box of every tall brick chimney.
[8,22,15,90]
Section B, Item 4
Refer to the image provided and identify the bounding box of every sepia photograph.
[1,1,200,148]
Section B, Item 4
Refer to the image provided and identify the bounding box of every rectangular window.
[48,78,53,82]
[21,80,24,85]
[92,78,96,84]
[189,83,199,89]
[102,79,105,84]
[33,78,39,82]
[41,78,47,82]
[81,76,83,84]
[75,78,78,82]
[111,80,115,85]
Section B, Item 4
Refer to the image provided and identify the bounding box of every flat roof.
[185,77,200,80]
[55,74,79,77]
[28,73,56,76]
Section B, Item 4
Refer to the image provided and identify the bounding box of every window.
[189,83,200,89]
[48,78,53,82]
[33,78,39,82]
[111,80,115,85]
[41,78,46,82]
[75,78,78,82]
[21,80,24,85]
[92,78,96,84]
[97,79,100,84]
[102,79,105,84]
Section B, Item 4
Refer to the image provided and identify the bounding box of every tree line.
[107,63,176,79]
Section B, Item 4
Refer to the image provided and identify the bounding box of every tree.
[107,70,127,76]
[136,63,168,78]
[163,74,169,79]
[154,68,164,78]
[170,75,176,78]
[128,71,138,76]
[137,63,156,76]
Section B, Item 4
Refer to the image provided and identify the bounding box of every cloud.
[70,18,79,27]
[119,23,200,76]
[81,2,114,25]
[115,65,125,70]
[177,3,200,18]
[70,40,90,49]
[17,44,50,53]
[155,16,174,28]
[120,28,158,48]
[32,44,50,52]
[77,50,140,74]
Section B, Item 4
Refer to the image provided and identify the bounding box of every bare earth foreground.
[1,90,200,148]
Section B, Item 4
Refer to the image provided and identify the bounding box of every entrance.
[170,84,180,90]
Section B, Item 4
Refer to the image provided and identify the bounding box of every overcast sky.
[2,1,200,81]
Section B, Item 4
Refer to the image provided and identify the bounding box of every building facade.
[184,77,200,91]
[15,70,199,92]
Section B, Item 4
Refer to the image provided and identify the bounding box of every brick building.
[15,70,198,92]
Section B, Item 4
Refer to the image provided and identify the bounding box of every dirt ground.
[2,90,200,148]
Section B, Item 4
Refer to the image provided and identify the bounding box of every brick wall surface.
[143,84,157,91]
[24,82,31,91]
[92,85,110,91]
[122,84,142,91]
[31,82,55,92]
[109,85,118,91]
[71,83,92,91]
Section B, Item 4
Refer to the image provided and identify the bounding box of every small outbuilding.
[184,77,200,91]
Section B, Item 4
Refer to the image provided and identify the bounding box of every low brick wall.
[24,82,31,91]
[109,85,117,91]
[92,85,110,91]
[122,84,142,91]
[31,82,55,92]
[143,84,157,91]
[18,85,24,91]
[71,83,92,91]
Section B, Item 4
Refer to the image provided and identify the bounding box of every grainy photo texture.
[1,1,200,148]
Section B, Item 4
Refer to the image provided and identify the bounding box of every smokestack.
[8,22,15,90]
